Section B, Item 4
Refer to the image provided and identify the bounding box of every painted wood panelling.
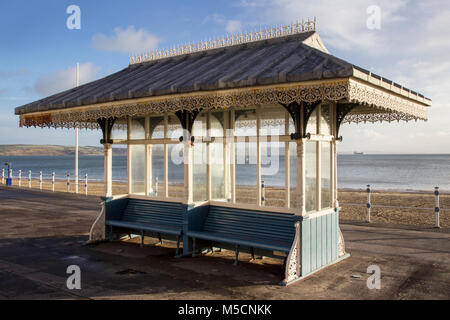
[301,211,339,276]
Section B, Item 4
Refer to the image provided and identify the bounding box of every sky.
[0,0,449,153]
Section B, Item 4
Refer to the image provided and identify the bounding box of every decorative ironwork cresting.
[129,17,317,65]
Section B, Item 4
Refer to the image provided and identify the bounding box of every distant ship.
[353,151,364,155]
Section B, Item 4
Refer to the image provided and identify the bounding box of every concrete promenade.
[0,186,449,300]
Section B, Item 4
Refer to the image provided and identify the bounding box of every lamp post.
[75,63,79,194]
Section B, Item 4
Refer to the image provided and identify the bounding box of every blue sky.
[1,0,449,153]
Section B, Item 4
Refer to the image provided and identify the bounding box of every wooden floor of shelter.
[0,186,449,300]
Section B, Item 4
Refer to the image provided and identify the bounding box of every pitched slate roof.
[15,31,358,115]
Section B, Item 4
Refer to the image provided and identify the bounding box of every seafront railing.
[340,184,447,229]
[0,168,448,228]
[1,168,127,196]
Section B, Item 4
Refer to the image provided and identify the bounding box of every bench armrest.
[186,204,209,231]
[103,197,129,221]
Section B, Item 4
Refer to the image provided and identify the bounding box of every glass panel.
[289,142,298,209]
[260,105,286,136]
[211,140,225,200]
[192,113,207,202]
[305,142,317,212]
[210,111,224,137]
[111,122,127,140]
[149,144,164,197]
[168,143,184,198]
[168,114,183,140]
[112,146,128,195]
[235,140,257,204]
[306,109,317,135]
[130,117,145,140]
[130,145,145,194]
[150,116,165,139]
[234,108,257,137]
[210,112,225,200]
[261,140,285,207]
[321,142,331,209]
[320,104,331,135]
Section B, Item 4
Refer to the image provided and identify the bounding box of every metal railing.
[344,184,447,229]
[0,169,127,196]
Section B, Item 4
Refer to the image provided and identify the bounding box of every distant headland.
[0,145,126,156]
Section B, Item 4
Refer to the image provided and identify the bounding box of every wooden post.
[285,111,290,208]
[104,143,113,197]
[256,107,261,207]
[39,171,43,190]
[206,112,212,201]
[28,170,31,188]
[297,139,306,216]
[18,170,22,187]
[183,118,193,204]
[164,114,169,198]
[127,117,132,195]
[145,116,151,196]
[230,109,236,204]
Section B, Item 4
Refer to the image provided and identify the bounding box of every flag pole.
[75,63,79,194]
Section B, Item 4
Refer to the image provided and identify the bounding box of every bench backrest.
[121,199,184,227]
[203,206,297,244]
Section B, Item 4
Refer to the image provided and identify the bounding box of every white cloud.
[34,63,100,97]
[230,0,408,51]
[92,26,160,53]
[226,20,242,33]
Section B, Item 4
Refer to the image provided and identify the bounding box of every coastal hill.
[0,145,126,156]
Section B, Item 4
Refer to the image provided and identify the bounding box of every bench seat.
[106,220,182,236]
[105,199,185,254]
[187,205,299,261]
[187,230,292,252]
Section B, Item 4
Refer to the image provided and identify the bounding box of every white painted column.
[297,138,306,216]
[285,112,291,208]
[127,117,132,195]
[184,118,193,204]
[104,143,113,197]
[230,109,236,204]
[256,108,262,207]
[223,110,231,201]
[164,114,169,198]
[75,63,80,194]
[206,112,212,201]
[332,104,339,208]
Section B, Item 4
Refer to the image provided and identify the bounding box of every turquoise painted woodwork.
[105,198,185,239]
[186,205,302,256]
[301,210,340,277]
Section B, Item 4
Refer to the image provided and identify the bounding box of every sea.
[1,154,449,192]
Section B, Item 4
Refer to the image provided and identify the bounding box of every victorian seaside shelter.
[14,19,431,285]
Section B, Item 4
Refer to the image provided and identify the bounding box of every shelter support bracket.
[281,221,301,285]
[336,103,358,136]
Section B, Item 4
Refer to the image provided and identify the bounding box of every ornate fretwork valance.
[19,78,429,129]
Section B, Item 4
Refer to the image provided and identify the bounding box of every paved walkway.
[0,186,449,300]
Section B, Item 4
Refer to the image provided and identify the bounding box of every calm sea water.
[1,154,449,192]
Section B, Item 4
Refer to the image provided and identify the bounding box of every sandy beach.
[4,178,448,228]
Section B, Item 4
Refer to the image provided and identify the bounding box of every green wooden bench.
[106,198,184,255]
